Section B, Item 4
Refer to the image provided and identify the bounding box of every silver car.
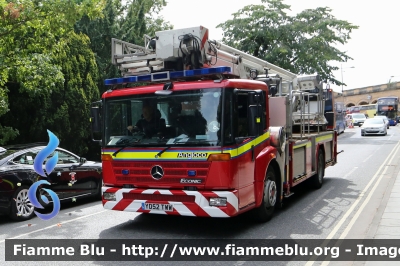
[374,116,390,129]
[360,118,387,136]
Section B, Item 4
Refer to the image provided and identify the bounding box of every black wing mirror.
[80,157,87,164]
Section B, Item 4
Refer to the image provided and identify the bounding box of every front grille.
[113,161,210,184]
[116,177,205,183]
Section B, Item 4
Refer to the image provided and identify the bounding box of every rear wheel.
[10,186,35,221]
[253,167,278,222]
[311,150,325,189]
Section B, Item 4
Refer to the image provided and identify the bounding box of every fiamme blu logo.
[27,130,61,220]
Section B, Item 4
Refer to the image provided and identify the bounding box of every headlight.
[103,192,116,201]
[209,197,227,207]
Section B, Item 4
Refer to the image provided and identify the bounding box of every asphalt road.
[2,125,400,266]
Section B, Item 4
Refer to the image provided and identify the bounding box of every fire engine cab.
[91,26,338,222]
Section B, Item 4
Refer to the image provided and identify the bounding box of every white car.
[345,113,367,127]
[374,115,389,129]
[360,118,387,136]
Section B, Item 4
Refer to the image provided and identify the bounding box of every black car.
[0,143,102,221]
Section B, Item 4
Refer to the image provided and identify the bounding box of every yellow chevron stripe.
[316,133,334,143]
[294,141,312,149]
[104,131,270,160]
[228,131,270,157]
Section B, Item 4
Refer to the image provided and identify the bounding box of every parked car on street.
[345,113,367,127]
[360,118,387,136]
[374,115,390,129]
[0,143,102,221]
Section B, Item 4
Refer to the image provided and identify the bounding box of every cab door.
[234,91,257,208]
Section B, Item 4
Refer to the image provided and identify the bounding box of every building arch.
[346,103,355,107]
[358,101,368,105]
[371,100,377,104]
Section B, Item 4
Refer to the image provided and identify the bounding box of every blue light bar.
[104,66,232,86]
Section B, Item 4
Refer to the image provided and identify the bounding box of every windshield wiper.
[112,139,142,157]
[171,140,219,146]
[155,146,172,158]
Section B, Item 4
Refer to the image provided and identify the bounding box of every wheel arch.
[316,143,326,165]
[254,146,283,207]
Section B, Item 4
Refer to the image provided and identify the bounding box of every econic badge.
[27,130,61,220]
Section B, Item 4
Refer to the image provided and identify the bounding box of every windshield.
[364,119,384,125]
[104,88,233,147]
[377,98,398,119]
[352,114,365,119]
[0,149,15,160]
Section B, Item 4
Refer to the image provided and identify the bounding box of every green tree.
[217,0,358,85]
[0,0,104,143]
[2,32,99,156]
[74,0,172,93]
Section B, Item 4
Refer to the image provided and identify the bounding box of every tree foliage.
[2,32,99,155]
[0,0,172,160]
[0,0,105,144]
[0,0,104,89]
[217,0,358,85]
[75,0,172,93]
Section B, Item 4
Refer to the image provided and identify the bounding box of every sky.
[159,0,400,93]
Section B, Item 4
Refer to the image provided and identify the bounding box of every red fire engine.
[90,26,339,222]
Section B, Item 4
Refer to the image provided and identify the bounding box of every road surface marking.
[0,210,108,243]
[305,140,400,266]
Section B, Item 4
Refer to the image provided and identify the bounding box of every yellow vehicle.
[359,104,377,118]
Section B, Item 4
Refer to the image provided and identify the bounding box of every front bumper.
[361,128,386,135]
[102,187,239,217]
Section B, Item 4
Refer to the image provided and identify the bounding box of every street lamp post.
[340,64,355,105]
[388,76,399,89]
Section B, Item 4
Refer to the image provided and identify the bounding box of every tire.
[95,178,104,200]
[10,186,35,221]
[253,167,278,223]
[311,150,325,189]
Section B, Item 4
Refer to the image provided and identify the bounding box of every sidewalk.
[371,170,400,239]
[359,169,400,266]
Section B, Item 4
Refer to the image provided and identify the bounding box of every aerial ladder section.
[111,26,296,84]
[110,26,327,136]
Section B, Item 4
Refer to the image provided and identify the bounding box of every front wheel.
[10,186,35,221]
[252,167,278,222]
[311,150,325,189]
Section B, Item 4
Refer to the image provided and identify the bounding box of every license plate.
[141,203,174,212]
